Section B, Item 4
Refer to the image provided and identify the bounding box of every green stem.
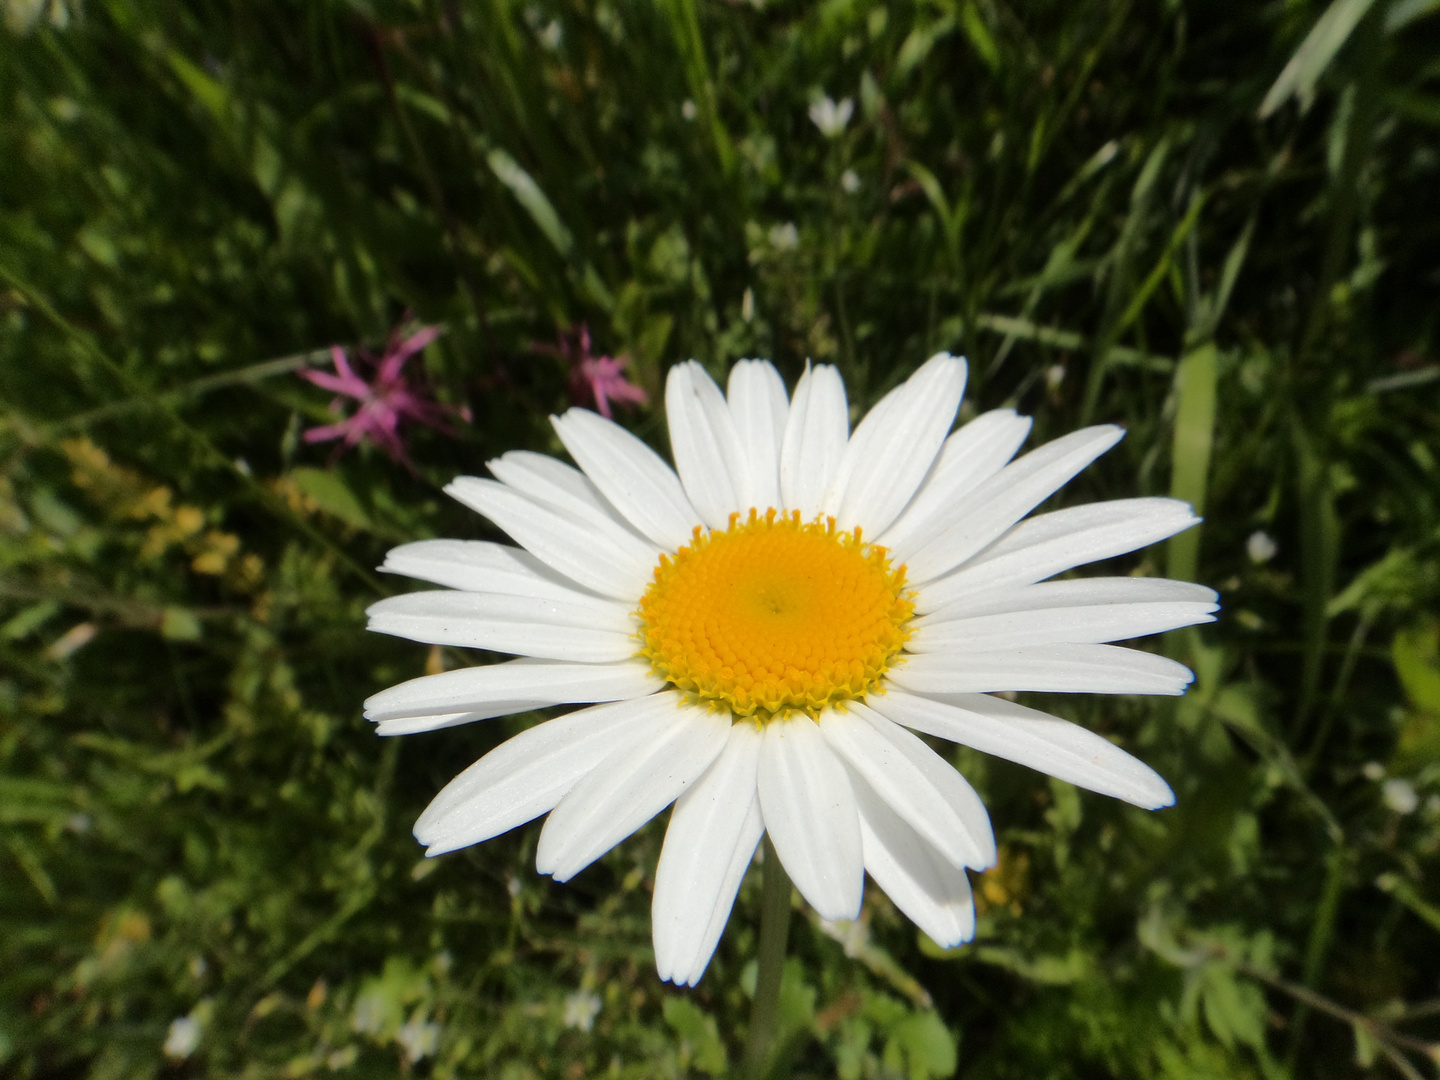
[1287,845,1348,1066]
[53,347,335,432]
[743,836,792,1080]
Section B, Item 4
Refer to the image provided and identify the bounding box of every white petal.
[414,695,676,854]
[925,577,1218,620]
[779,364,849,521]
[815,385,903,521]
[852,772,975,948]
[446,476,655,599]
[364,657,661,722]
[903,425,1125,584]
[551,408,701,550]
[666,361,746,529]
[887,644,1195,696]
[379,539,612,600]
[537,705,732,881]
[876,409,1032,554]
[681,796,763,985]
[365,590,637,662]
[914,498,1199,612]
[726,360,789,513]
[488,450,654,542]
[824,353,968,537]
[868,688,1175,809]
[820,706,993,869]
[908,596,1217,652]
[378,710,503,737]
[756,712,863,920]
[653,722,763,985]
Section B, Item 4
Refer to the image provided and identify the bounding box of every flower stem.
[743,835,792,1080]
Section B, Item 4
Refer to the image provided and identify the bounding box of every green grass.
[3,0,1440,1077]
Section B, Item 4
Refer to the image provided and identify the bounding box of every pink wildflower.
[536,324,648,419]
[300,323,469,467]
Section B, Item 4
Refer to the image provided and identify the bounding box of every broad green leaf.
[970,945,1090,985]
[897,17,954,78]
[1326,546,1428,617]
[166,50,233,123]
[778,957,818,1036]
[2,600,59,640]
[1391,622,1440,770]
[1392,622,1440,714]
[160,607,202,641]
[1167,343,1218,583]
[1198,966,1267,1050]
[886,1011,957,1080]
[1385,0,1440,31]
[1259,0,1379,117]
[487,149,574,258]
[959,2,1000,72]
[661,998,727,1075]
[289,467,371,530]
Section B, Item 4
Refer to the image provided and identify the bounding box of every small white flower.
[841,169,860,194]
[563,990,602,1032]
[741,287,755,322]
[767,222,799,251]
[538,19,562,49]
[1246,530,1277,564]
[1362,761,1386,781]
[163,1015,202,1060]
[1382,778,1418,815]
[681,99,697,122]
[396,1016,440,1062]
[809,95,854,137]
[350,989,386,1035]
[1045,364,1066,391]
[367,356,1211,986]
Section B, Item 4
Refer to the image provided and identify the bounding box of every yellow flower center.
[638,508,914,721]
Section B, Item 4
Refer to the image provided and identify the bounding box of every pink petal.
[609,382,649,406]
[300,369,369,398]
[330,346,359,381]
[396,325,443,360]
[380,326,441,383]
[303,421,354,444]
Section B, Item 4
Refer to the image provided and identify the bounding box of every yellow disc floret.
[638,508,914,721]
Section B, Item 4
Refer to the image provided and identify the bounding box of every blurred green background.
[3,0,1439,1076]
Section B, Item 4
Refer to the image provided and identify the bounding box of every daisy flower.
[364,355,1214,986]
